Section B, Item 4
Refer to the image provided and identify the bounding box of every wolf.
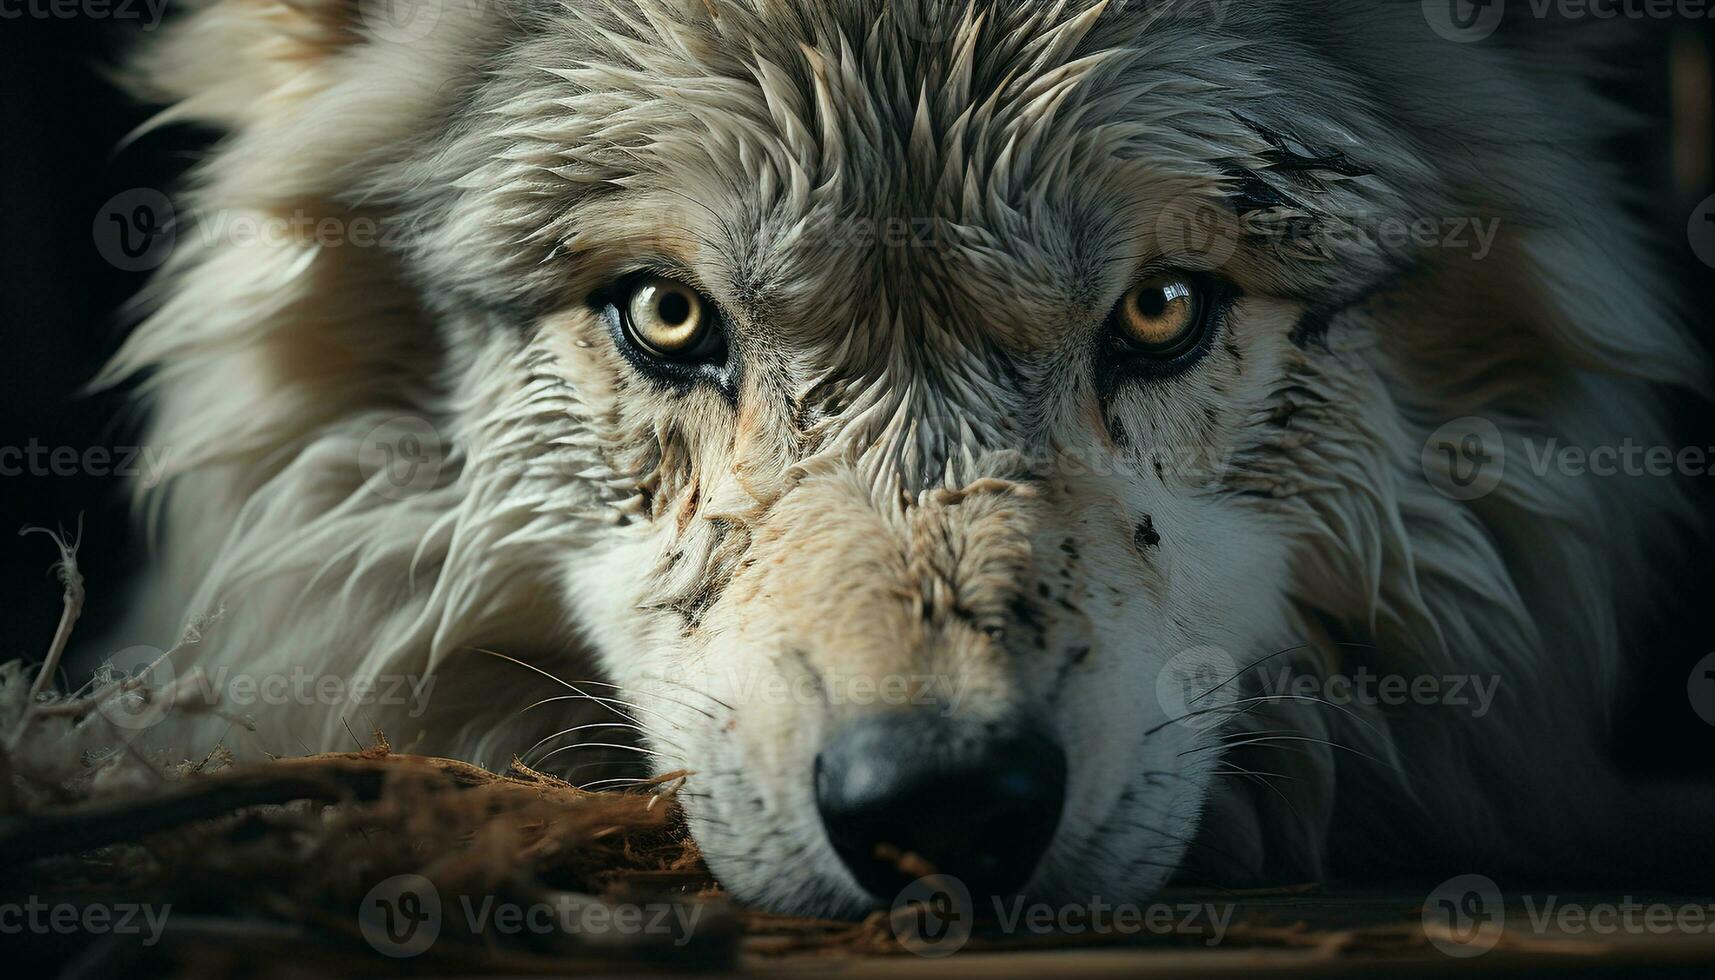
[103,0,1709,917]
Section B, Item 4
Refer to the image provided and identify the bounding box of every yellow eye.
[1114,275,1205,355]
[623,276,714,357]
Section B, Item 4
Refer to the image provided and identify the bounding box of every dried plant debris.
[2,734,734,976]
[5,535,1714,977]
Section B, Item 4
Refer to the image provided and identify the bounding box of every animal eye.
[621,276,721,360]
[1111,274,1209,358]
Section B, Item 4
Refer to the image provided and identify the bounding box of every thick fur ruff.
[105,0,1708,916]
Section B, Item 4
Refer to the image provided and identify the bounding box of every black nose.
[813,715,1067,901]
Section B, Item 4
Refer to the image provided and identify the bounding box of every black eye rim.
[1098,270,1231,382]
[591,271,736,398]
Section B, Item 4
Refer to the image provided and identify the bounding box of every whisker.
[1190,640,1381,705]
[636,675,737,712]
[519,691,684,730]
[578,776,657,792]
[536,672,729,717]
[1188,642,1315,706]
[1214,762,1296,784]
[534,741,671,767]
[1215,762,1308,828]
[477,648,669,727]
[520,721,673,762]
[1187,733,1397,772]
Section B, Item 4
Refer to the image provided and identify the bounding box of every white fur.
[100,0,1707,916]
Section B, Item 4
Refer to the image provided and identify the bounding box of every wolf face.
[115,0,1701,917]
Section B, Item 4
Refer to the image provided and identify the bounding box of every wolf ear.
[126,0,372,130]
[126,0,505,202]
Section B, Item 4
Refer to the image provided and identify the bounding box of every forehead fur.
[400,0,1421,330]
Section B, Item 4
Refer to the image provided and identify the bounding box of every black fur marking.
[1134,515,1161,550]
[1051,645,1095,701]
[1233,112,1375,181]
[1224,167,1303,213]
[1291,308,1335,349]
[1007,596,1047,642]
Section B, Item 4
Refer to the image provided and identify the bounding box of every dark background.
[1,13,1712,775]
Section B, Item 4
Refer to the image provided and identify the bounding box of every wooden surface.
[745,888,1715,978]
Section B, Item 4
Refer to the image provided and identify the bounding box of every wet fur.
[109,0,1707,915]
